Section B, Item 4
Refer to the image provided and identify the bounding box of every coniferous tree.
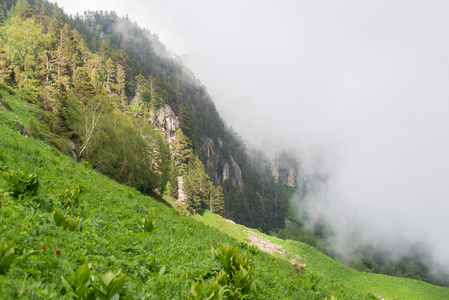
[210,184,225,214]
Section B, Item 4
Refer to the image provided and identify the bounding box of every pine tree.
[73,67,95,102]
[171,128,193,175]
[210,184,225,215]
[105,57,115,94]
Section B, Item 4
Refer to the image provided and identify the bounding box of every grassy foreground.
[0,92,448,299]
[193,211,449,299]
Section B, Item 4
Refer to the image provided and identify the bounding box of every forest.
[0,0,288,231]
[0,0,447,292]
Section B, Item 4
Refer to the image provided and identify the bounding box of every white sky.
[55,0,449,268]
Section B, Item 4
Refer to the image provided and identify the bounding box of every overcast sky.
[55,0,449,268]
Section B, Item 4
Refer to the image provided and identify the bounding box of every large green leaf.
[74,264,91,288]
[107,274,126,299]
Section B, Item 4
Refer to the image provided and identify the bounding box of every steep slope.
[0,87,378,299]
[194,210,449,300]
[2,92,449,299]
[0,0,290,232]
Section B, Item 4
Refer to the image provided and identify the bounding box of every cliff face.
[200,138,299,192]
[153,104,179,146]
[200,137,244,192]
[270,153,297,187]
[223,155,244,192]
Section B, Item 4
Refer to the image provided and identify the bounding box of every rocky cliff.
[153,104,179,146]
[200,137,244,192]
[270,153,297,187]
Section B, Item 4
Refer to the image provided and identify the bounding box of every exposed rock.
[228,155,244,191]
[200,137,244,191]
[129,91,142,106]
[68,141,77,161]
[21,127,28,137]
[222,155,244,191]
[223,162,230,182]
[176,176,186,204]
[200,137,221,183]
[244,230,287,255]
[270,153,297,187]
[153,104,179,146]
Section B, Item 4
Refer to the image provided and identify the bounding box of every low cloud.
[57,0,449,271]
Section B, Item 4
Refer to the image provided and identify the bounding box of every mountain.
[2,85,449,299]
[0,0,294,232]
[1,0,448,297]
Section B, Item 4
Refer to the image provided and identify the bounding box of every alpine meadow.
[0,0,449,299]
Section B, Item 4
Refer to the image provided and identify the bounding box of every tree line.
[0,0,288,230]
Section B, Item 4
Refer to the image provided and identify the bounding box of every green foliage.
[61,263,94,299]
[140,217,155,233]
[0,99,13,111]
[0,3,447,299]
[211,243,254,297]
[91,270,127,300]
[0,98,447,299]
[190,271,227,300]
[58,185,83,207]
[53,207,82,231]
[0,239,16,275]
[0,82,16,95]
[61,263,127,300]
[3,168,39,198]
[191,243,254,299]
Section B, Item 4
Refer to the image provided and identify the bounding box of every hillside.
[0,87,356,299]
[2,87,449,299]
[0,0,290,232]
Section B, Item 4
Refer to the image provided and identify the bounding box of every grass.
[0,91,448,299]
[194,210,449,299]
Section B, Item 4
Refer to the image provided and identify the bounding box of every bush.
[140,217,156,232]
[3,169,39,198]
[53,208,82,231]
[58,186,83,208]
[1,99,13,111]
[24,94,37,104]
[61,263,127,299]
[0,82,16,95]
[191,243,254,299]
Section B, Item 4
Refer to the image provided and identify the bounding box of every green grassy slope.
[194,210,449,299]
[0,92,448,299]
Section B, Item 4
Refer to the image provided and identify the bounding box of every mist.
[56,0,449,271]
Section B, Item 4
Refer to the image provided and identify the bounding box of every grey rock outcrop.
[270,153,297,187]
[225,155,244,191]
[200,137,244,192]
[153,104,179,146]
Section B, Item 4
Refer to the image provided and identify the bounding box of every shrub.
[61,263,127,300]
[140,217,156,233]
[1,99,13,111]
[191,243,254,299]
[0,82,16,95]
[58,186,83,208]
[53,208,82,231]
[3,169,39,198]
[24,94,37,104]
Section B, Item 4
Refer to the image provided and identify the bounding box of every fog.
[56,0,449,270]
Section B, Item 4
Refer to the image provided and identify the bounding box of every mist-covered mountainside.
[2,83,449,299]
[0,0,294,231]
[2,0,449,298]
